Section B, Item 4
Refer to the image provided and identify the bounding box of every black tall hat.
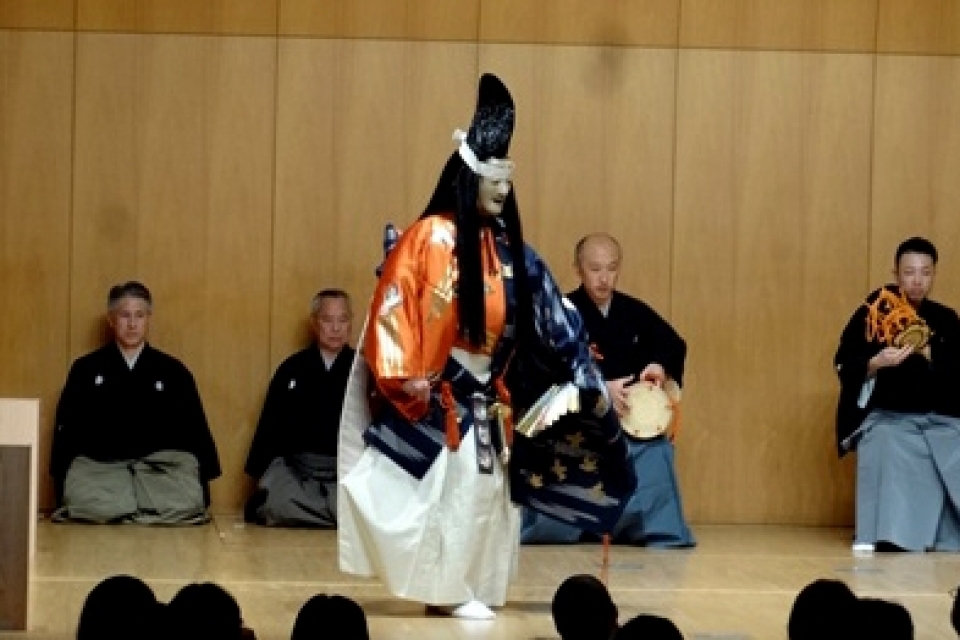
[419,73,529,350]
[462,73,515,161]
[424,73,516,214]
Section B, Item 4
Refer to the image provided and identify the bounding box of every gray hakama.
[853,410,960,551]
[53,450,208,524]
[244,345,354,527]
[250,453,337,527]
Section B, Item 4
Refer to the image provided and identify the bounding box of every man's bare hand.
[868,345,913,376]
[401,377,432,403]
[639,363,666,387]
[606,376,634,418]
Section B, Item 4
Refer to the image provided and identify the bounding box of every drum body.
[865,285,931,351]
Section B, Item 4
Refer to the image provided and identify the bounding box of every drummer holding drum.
[835,237,960,553]
[521,233,696,547]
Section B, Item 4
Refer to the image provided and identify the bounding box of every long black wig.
[419,75,532,349]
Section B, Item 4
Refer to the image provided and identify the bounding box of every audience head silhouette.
[166,582,249,640]
[857,597,913,640]
[552,574,619,640]
[951,584,960,635]
[614,613,683,640]
[291,593,369,640]
[77,574,163,640]
[787,578,858,639]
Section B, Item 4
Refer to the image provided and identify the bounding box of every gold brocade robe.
[365,214,507,423]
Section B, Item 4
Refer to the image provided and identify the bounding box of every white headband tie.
[453,129,515,181]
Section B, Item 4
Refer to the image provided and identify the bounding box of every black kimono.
[50,342,220,524]
[244,344,355,527]
[835,286,960,453]
[568,287,686,385]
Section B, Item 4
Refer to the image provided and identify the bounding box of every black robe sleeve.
[179,365,221,482]
[570,288,687,386]
[635,299,687,386]
[244,358,292,479]
[833,304,874,457]
[50,359,85,504]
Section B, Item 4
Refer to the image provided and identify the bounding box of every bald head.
[574,233,621,269]
[575,233,622,308]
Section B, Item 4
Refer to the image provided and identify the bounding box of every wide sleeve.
[524,246,611,417]
[833,304,874,455]
[835,305,874,390]
[930,307,960,375]
[636,299,687,386]
[178,365,221,481]
[50,360,85,501]
[364,218,459,422]
[244,358,290,478]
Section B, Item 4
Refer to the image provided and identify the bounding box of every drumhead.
[894,322,931,351]
[620,380,676,440]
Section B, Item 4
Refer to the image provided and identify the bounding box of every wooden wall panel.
[405,0,479,42]
[72,34,275,510]
[482,47,606,288]
[77,0,278,35]
[601,48,677,311]
[72,34,138,354]
[800,0,878,52]
[877,0,960,55]
[139,36,274,511]
[680,0,878,52]
[0,0,74,30]
[330,42,405,307]
[670,53,873,527]
[399,44,479,235]
[793,53,873,525]
[0,32,73,509]
[277,0,337,37]
[674,50,795,523]
[480,0,680,47]
[273,39,338,363]
[279,0,478,40]
[326,42,477,341]
[674,50,871,525]
[273,40,475,364]
[315,0,407,39]
[478,45,676,303]
[872,56,960,307]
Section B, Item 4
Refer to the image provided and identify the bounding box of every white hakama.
[337,340,520,606]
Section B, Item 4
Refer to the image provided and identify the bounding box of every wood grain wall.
[2,0,960,524]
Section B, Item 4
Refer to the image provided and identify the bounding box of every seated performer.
[835,236,960,552]
[50,281,220,524]
[522,233,695,547]
[244,289,355,527]
[337,74,632,621]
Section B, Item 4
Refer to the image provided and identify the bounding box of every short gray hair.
[310,289,351,315]
[107,281,153,312]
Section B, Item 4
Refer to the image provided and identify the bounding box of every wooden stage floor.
[5,517,960,639]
